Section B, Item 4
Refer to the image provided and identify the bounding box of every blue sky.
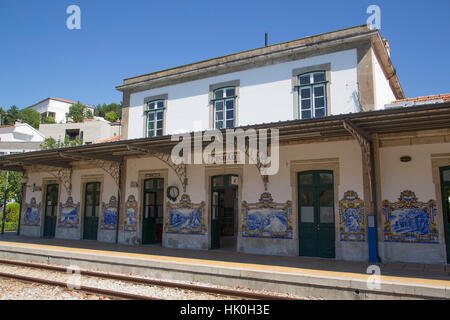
[0,0,449,110]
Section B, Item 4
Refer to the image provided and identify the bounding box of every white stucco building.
[27,97,95,124]
[3,25,450,266]
[0,122,44,155]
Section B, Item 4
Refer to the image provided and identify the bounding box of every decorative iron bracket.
[244,143,269,191]
[342,119,373,198]
[127,145,188,192]
[45,167,73,196]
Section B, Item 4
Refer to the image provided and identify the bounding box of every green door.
[440,167,450,264]
[43,184,58,238]
[142,178,164,244]
[83,182,100,240]
[298,171,335,258]
[210,175,238,249]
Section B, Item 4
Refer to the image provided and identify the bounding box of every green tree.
[40,135,83,150]
[5,105,19,125]
[67,102,86,123]
[0,171,23,204]
[0,107,6,126]
[86,109,94,119]
[43,116,56,124]
[94,103,121,121]
[18,108,40,129]
[105,111,119,122]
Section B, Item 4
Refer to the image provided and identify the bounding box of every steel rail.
[0,258,298,300]
[0,270,157,300]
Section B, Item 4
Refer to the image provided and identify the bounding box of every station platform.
[0,233,448,300]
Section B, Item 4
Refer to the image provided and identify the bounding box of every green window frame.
[145,99,165,137]
[297,71,328,120]
[212,87,236,129]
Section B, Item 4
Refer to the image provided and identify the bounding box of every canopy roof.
[1,102,449,172]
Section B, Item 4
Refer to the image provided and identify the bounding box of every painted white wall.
[0,123,44,142]
[29,99,95,124]
[372,49,396,110]
[379,143,450,264]
[127,49,359,139]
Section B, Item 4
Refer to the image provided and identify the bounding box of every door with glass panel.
[298,171,335,258]
[83,182,100,240]
[440,167,450,264]
[43,184,58,238]
[142,178,164,245]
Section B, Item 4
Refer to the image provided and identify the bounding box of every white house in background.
[0,122,44,155]
[27,97,95,124]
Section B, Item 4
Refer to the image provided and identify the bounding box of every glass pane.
[299,75,310,85]
[213,176,224,187]
[301,110,311,119]
[315,97,325,108]
[157,179,164,189]
[314,86,324,97]
[301,207,314,223]
[225,88,235,97]
[319,173,333,185]
[157,121,163,129]
[226,110,234,120]
[320,189,333,206]
[94,205,99,217]
[149,113,155,121]
[299,174,313,185]
[443,170,450,182]
[86,184,94,192]
[313,72,325,83]
[148,102,155,110]
[300,189,314,206]
[320,207,334,223]
[145,180,153,189]
[215,101,223,111]
[214,89,223,99]
[226,120,234,128]
[225,99,234,109]
[157,101,164,109]
[215,121,223,129]
[315,108,325,118]
[157,129,163,136]
[300,88,310,98]
[156,111,163,120]
[148,122,154,130]
[86,194,93,205]
[86,205,93,217]
[215,112,223,121]
[301,99,311,109]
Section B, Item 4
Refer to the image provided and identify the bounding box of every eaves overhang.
[1,102,449,172]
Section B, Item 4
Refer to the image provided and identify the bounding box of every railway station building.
[1,25,449,265]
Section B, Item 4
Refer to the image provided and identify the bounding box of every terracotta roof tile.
[393,94,450,104]
[92,136,120,144]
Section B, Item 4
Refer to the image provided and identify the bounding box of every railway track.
[0,258,298,300]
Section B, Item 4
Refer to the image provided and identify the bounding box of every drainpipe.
[368,141,379,263]
[17,178,26,236]
[115,163,122,244]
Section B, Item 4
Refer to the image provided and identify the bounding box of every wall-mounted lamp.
[400,156,412,163]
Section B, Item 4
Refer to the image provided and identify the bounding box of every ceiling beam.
[58,151,122,163]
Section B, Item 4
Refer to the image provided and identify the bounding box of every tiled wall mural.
[101,196,118,230]
[124,195,138,232]
[339,191,365,242]
[58,197,80,228]
[242,192,293,239]
[166,194,206,234]
[383,191,438,243]
[23,197,41,226]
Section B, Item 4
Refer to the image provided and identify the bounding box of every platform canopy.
[0,102,449,172]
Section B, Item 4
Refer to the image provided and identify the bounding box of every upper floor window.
[213,87,236,129]
[298,71,327,119]
[145,99,164,137]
